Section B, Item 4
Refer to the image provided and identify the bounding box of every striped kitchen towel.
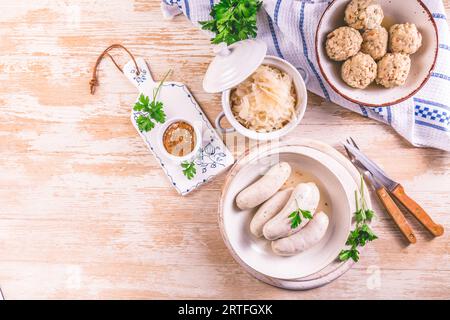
[161,0,450,151]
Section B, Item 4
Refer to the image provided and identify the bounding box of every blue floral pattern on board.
[195,142,227,174]
[130,68,148,85]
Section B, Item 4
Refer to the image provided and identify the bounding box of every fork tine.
[343,145,354,160]
[349,137,360,149]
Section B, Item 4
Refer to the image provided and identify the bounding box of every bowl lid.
[202,40,267,93]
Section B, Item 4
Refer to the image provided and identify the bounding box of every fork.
[344,139,417,244]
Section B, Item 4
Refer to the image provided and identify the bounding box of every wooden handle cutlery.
[344,138,444,242]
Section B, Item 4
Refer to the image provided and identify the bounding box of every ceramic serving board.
[123,58,234,196]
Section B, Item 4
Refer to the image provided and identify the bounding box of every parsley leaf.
[288,210,302,229]
[302,210,313,220]
[133,94,149,111]
[199,0,263,45]
[365,209,376,221]
[149,101,166,123]
[133,70,171,132]
[355,208,366,223]
[339,176,377,262]
[339,247,360,262]
[288,207,313,230]
[181,161,197,180]
[136,114,155,132]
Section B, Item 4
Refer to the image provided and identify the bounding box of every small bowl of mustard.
[158,117,202,163]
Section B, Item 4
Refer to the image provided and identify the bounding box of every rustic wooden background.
[0,0,449,299]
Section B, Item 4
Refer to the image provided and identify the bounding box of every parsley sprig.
[181,161,197,180]
[199,0,263,45]
[133,70,172,132]
[339,176,377,262]
[288,199,313,229]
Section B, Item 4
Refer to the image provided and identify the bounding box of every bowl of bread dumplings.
[316,0,438,106]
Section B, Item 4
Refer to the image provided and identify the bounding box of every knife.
[362,171,417,243]
[343,144,417,244]
[344,143,444,237]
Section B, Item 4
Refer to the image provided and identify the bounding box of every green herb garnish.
[339,176,377,262]
[199,0,263,45]
[181,161,197,180]
[288,199,313,229]
[133,70,171,132]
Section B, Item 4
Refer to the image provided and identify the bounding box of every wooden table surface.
[0,0,449,300]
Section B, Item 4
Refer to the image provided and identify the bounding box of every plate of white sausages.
[219,141,357,280]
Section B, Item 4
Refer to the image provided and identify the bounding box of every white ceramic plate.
[316,0,438,106]
[219,140,373,290]
[219,144,355,280]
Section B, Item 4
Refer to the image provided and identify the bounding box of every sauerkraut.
[230,65,297,133]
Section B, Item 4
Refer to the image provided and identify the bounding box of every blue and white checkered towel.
[161,0,450,151]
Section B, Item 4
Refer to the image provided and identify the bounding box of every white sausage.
[250,188,293,238]
[263,182,320,240]
[236,162,291,210]
[271,211,329,256]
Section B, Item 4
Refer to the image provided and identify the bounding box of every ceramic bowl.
[316,0,438,106]
[219,144,355,280]
[215,55,308,140]
[157,117,202,163]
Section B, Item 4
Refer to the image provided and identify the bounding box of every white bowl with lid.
[203,40,309,141]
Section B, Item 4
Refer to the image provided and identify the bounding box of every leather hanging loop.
[89,44,140,95]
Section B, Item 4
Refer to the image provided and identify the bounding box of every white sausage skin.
[250,188,293,238]
[271,211,329,256]
[263,182,320,240]
[236,162,291,210]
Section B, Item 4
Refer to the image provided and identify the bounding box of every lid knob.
[213,42,231,57]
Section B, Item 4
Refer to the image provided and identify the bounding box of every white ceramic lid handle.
[213,42,231,57]
[215,111,235,133]
[298,67,309,85]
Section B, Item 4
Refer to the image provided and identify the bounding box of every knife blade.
[343,143,398,192]
[344,142,444,237]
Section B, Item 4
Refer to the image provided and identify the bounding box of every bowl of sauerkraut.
[216,56,308,141]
